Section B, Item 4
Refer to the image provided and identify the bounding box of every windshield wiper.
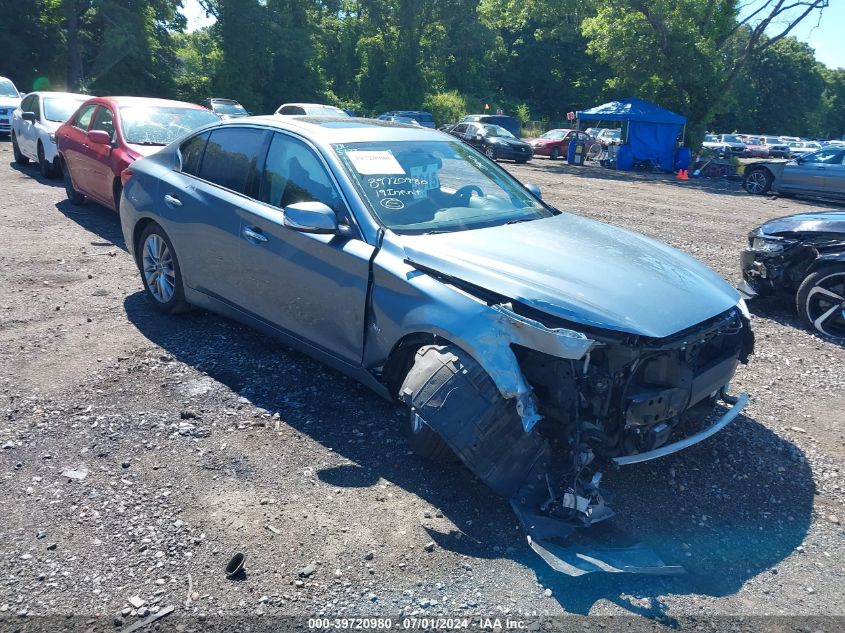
[505,218,535,225]
[132,141,167,146]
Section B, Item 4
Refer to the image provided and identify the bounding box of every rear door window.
[197,127,268,195]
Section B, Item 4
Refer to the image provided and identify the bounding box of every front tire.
[399,344,549,496]
[137,224,190,314]
[550,147,560,160]
[12,134,29,165]
[796,264,845,339]
[62,160,86,204]
[38,142,57,178]
[485,146,496,160]
[743,168,772,195]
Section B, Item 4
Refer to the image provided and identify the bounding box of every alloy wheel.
[745,171,768,194]
[142,233,176,304]
[805,272,845,338]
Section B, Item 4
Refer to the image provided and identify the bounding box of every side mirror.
[22,111,37,123]
[88,130,112,145]
[475,133,483,141]
[283,201,338,234]
[525,183,542,199]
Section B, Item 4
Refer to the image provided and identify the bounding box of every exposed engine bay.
[400,298,754,576]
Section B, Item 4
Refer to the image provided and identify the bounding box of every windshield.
[604,130,621,139]
[119,106,220,145]
[541,130,566,140]
[212,101,247,115]
[764,137,780,144]
[43,96,88,122]
[334,140,553,235]
[483,124,515,139]
[721,134,741,142]
[704,134,718,142]
[307,106,348,116]
[0,79,19,98]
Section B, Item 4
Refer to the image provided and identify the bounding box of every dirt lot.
[1,140,843,629]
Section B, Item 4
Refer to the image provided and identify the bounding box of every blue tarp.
[577,97,686,171]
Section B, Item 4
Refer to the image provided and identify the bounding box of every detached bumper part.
[510,499,685,577]
[612,392,749,466]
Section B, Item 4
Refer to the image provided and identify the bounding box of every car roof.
[80,96,209,110]
[25,91,88,99]
[280,103,343,108]
[221,115,445,144]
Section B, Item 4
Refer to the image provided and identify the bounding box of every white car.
[786,141,822,157]
[0,76,22,136]
[274,102,349,116]
[11,91,89,178]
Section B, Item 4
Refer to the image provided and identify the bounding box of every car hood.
[0,97,21,109]
[491,137,530,148]
[398,213,740,338]
[755,211,845,237]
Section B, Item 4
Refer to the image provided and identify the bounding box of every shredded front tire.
[399,344,549,497]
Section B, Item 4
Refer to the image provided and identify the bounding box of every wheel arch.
[131,217,159,264]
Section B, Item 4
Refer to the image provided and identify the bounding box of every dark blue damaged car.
[120,116,754,575]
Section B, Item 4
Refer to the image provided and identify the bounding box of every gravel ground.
[0,140,843,630]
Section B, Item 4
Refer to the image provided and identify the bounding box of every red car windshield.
[119,106,219,146]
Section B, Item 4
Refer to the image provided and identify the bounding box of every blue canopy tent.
[576,97,686,171]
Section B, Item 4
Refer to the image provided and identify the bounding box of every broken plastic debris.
[61,466,89,480]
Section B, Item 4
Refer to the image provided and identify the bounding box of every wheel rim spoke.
[808,285,845,303]
[142,234,175,303]
[813,304,841,334]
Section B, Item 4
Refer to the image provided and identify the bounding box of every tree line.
[2,0,842,142]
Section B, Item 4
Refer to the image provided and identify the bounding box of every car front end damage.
[382,253,754,576]
[740,222,845,297]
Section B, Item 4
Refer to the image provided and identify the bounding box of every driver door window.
[73,104,96,130]
[260,132,345,218]
[90,106,116,141]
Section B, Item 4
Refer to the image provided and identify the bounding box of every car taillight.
[120,166,134,187]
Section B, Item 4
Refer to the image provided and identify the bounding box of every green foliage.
[2,0,841,141]
[514,103,530,126]
[421,91,467,126]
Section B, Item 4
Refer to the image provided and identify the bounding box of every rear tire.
[137,223,190,314]
[796,264,845,339]
[399,344,549,496]
[62,159,86,204]
[12,134,29,165]
[743,167,772,194]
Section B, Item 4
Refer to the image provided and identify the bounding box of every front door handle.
[243,226,268,243]
[163,194,182,207]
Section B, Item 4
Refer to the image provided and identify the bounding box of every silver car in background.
[120,116,753,575]
[743,144,845,200]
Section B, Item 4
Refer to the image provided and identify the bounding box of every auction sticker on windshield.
[347,150,405,175]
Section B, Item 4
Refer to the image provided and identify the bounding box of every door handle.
[243,226,268,243]
[163,194,182,207]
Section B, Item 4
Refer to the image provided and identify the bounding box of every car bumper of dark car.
[740,244,815,294]
[495,145,533,160]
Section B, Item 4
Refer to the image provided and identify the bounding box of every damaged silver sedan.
[120,116,754,576]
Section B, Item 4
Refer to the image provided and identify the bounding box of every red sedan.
[57,96,219,211]
[529,128,596,160]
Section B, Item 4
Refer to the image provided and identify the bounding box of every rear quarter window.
[179,132,210,176]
